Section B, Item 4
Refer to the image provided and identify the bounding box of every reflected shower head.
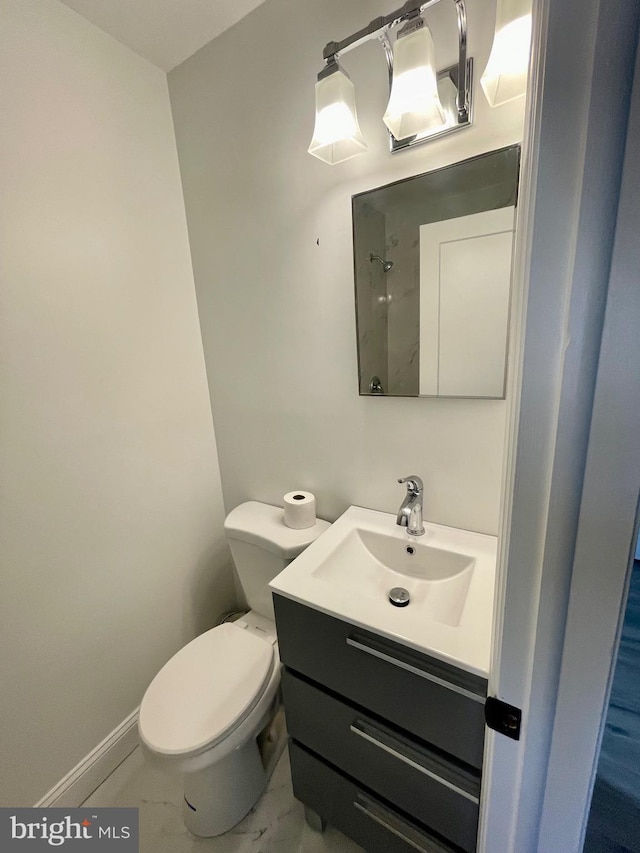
[369,253,393,272]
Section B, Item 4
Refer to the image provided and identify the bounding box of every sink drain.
[389,587,410,607]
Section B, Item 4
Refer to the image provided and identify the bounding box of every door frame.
[479,0,640,850]
[536,38,640,853]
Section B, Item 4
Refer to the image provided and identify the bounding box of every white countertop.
[270,505,497,678]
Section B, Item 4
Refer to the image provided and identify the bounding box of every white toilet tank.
[224,501,330,621]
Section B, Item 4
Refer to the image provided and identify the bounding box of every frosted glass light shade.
[308,65,368,165]
[437,74,460,129]
[383,23,446,141]
[481,0,532,106]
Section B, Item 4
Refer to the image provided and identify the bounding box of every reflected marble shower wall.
[354,203,388,394]
[385,210,420,396]
[354,204,419,396]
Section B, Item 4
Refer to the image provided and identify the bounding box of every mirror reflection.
[352,145,520,398]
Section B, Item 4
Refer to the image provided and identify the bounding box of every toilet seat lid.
[139,623,274,756]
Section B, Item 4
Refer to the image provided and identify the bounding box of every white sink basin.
[313,528,475,628]
[270,505,497,676]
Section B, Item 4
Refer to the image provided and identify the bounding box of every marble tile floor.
[83,746,363,853]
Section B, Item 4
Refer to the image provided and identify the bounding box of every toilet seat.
[139,622,275,759]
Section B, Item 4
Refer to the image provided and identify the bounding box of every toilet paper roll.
[283,491,317,529]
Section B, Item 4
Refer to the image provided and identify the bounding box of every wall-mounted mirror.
[352,145,520,398]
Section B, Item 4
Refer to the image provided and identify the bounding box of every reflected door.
[419,207,515,397]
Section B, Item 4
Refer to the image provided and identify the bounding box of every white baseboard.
[34,708,140,808]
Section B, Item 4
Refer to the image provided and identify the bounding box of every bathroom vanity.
[270,505,497,853]
[274,595,484,852]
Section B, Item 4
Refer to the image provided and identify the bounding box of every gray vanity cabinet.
[273,594,488,853]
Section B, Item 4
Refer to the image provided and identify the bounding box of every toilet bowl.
[138,501,330,837]
[139,612,280,836]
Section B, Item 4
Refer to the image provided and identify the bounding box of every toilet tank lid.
[224,501,331,558]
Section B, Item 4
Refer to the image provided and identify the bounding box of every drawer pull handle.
[350,723,480,805]
[346,637,485,704]
[354,794,450,853]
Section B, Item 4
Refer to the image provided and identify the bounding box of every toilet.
[138,501,330,837]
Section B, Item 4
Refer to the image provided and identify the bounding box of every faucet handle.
[398,475,423,493]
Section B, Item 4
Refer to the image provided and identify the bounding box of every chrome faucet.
[396,476,425,536]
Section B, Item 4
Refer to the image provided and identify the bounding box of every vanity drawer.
[283,670,479,852]
[289,742,462,853]
[274,595,487,768]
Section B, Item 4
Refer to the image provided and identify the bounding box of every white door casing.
[479,0,640,851]
[536,34,640,852]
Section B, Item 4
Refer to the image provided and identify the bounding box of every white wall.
[0,0,234,806]
[168,0,525,535]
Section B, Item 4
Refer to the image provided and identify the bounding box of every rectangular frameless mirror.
[352,145,520,398]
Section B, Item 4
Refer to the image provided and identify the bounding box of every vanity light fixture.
[308,0,473,164]
[480,0,533,106]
